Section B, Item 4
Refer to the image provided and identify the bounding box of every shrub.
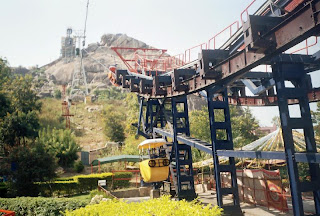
[73,173,113,192]
[37,127,80,167]
[2,144,57,197]
[36,172,132,196]
[74,161,84,173]
[0,197,88,216]
[37,181,79,197]
[112,172,132,189]
[65,195,223,216]
[0,182,7,197]
[54,89,62,99]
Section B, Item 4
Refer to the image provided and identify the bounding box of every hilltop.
[43,33,153,86]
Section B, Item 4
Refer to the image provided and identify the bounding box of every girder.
[108,0,320,104]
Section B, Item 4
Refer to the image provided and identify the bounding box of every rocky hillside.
[44,33,153,86]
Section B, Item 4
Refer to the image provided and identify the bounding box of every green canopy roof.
[91,155,148,166]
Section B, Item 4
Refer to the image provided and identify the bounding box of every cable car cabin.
[138,139,169,183]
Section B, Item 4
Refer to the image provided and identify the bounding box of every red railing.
[184,43,207,63]
[112,170,140,188]
[208,21,240,49]
[240,0,257,24]
[0,210,15,216]
[171,53,185,68]
[291,37,318,55]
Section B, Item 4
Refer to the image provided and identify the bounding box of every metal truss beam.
[153,128,320,163]
[108,0,320,99]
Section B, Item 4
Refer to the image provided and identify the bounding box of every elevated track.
[106,0,320,215]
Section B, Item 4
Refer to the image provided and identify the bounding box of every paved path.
[120,191,316,215]
[198,191,316,216]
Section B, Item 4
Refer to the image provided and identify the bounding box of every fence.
[112,170,140,188]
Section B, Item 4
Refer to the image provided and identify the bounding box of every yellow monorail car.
[138,139,170,183]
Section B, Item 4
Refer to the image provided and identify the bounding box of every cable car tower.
[70,30,89,101]
[69,0,90,102]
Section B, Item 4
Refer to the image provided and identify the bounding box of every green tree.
[6,75,41,113]
[1,144,57,196]
[0,58,12,118]
[0,58,57,197]
[37,127,81,167]
[312,102,320,136]
[124,93,140,135]
[0,58,11,87]
[54,89,62,99]
[0,60,41,153]
[0,111,40,149]
[232,107,260,148]
[189,105,260,151]
[103,105,126,143]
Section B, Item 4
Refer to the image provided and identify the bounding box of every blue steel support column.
[206,88,240,207]
[145,99,160,134]
[145,100,151,132]
[272,62,320,216]
[137,96,144,135]
[171,96,196,200]
[171,97,181,195]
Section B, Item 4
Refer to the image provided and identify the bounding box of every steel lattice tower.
[70,30,88,101]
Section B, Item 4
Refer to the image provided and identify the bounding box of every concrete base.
[139,187,150,197]
[111,187,151,198]
[195,184,208,193]
[150,189,160,199]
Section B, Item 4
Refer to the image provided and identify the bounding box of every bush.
[74,173,113,192]
[2,144,57,197]
[0,182,7,197]
[0,197,88,216]
[65,195,223,216]
[37,172,132,196]
[112,172,132,189]
[74,161,84,173]
[54,89,62,99]
[37,181,79,197]
[37,127,81,167]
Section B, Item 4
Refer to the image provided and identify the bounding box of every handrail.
[112,170,140,188]
[184,43,207,63]
[0,210,15,216]
[240,0,256,24]
[97,185,118,199]
[208,21,240,49]
[291,37,318,55]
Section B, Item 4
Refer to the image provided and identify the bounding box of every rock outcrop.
[43,33,154,86]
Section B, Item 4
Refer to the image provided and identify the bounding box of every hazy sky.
[0,0,266,67]
[0,0,319,126]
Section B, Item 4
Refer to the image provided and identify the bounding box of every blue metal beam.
[153,128,320,164]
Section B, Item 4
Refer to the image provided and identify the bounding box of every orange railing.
[240,0,257,24]
[291,37,318,55]
[0,210,15,216]
[208,21,240,49]
[184,43,207,63]
[112,170,140,188]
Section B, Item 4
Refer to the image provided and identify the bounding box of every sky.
[0,0,319,126]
